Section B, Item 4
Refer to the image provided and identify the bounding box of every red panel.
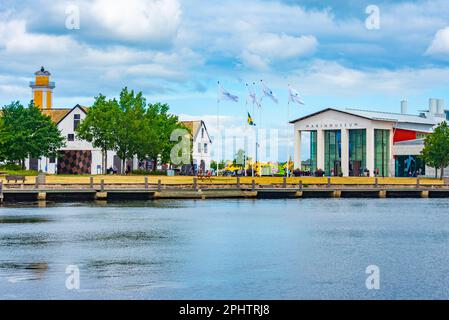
[394,129,417,143]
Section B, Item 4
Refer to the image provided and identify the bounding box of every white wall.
[293,109,395,177]
[192,122,212,171]
[27,106,117,175]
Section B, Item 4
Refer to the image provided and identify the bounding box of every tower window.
[201,128,204,139]
[74,114,81,130]
[204,143,208,153]
[68,134,75,141]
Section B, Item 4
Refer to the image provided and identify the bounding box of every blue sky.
[1,0,449,160]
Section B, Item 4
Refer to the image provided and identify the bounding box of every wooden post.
[375,177,378,188]
[193,177,198,191]
[158,179,162,192]
[145,177,149,190]
[90,177,94,189]
[283,176,287,188]
[416,177,420,188]
[100,179,105,192]
[0,180,3,203]
[237,176,240,189]
[35,176,39,189]
[327,177,331,188]
[299,180,303,191]
[252,179,256,191]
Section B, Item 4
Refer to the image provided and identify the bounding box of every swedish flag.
[247,112,256,126]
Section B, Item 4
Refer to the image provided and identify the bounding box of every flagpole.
[287,99,291,177]
[216,81,220,177]
[252,97,255,178]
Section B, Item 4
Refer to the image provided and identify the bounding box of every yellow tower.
[29,66,55,110]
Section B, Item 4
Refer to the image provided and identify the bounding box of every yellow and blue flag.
[247,112,256,126]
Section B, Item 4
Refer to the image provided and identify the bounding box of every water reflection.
[0,262,49,282]
[0,233,53,247]
[0,216,52,224]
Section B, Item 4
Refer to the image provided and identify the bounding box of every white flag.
[261,81,278,104]
[218,83,239,102]
[246,83,261,108]
[288,86,305,105]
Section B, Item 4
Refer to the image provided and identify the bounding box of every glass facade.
[349,129,366,176]
[310,131,317,172]
[395,155,425,177]
[324,130,341,176]
[374,129,390,177]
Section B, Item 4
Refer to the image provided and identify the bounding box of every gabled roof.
[290,107,437,126]
[181,120,212,143]
[289,108,373,123]
[43,104,88,124]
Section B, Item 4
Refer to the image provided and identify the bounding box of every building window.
[310,131,317,172]
[74,114,81,130]
[68,133,75,141]
[49,157,56,164]
[349,129,366,176]
[204,143,208,153]
[416,133,427,139]
[374,129,390,177]
[198,143,201,153]
[201,128,204,139]
[324,130,341,176]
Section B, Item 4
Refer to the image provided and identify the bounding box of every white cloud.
[425,26,449,57]
[240,50,269,71]
[0,19,78,54]
[87,0,181,44]
[247,33,317,60]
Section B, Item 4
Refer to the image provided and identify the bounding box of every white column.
[294,130,302,169]
[341,129,349,177]
[366,128,375,175]
[317,129,325,171]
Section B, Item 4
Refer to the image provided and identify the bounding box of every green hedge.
[131,169,167,176]
[0,163,23,171]
[0,170,38,176]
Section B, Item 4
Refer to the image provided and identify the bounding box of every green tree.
[0,115,6,162]
[76,95,119,174]
[142,103,187,169]
[0,101,65,168]
[114,88,148,173]
[420,122,449,179]
[211,160,225,170]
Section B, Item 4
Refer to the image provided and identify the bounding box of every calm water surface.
[1,199,449,300]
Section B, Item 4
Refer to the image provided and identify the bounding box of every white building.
[181,120,212,173]
[25,67,116,174]
[291,99,448,177]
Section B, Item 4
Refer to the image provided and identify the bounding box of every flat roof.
[290,107,437,126]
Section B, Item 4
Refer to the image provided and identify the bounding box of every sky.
[1,0,449,161]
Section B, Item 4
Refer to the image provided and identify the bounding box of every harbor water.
[1,198,449,299]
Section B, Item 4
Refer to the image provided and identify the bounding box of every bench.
[6,175,26,183]
[198,172,212,182]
